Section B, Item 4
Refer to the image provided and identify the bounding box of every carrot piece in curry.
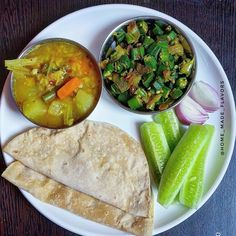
[57,77,82,99]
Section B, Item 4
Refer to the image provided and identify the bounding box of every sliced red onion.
[189,81,220,112]
[175,95,209,125]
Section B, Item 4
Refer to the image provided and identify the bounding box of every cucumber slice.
[179,125,215,208]
[154,109,181,151]
[140,122,171,186]
[158,124,212,207]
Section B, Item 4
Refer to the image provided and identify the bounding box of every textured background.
[0,0,235,235]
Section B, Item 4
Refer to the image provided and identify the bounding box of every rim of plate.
[1,4,235,236]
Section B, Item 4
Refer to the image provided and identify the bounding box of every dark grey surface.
[0,1,235,235]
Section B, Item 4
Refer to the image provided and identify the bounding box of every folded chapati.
[2,161,153,236]
[3,120,151,218]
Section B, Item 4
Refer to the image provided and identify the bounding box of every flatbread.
[2,161,153,236]
[3,120,151,217]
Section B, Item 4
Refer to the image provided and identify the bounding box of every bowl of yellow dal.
[5,38,102,129]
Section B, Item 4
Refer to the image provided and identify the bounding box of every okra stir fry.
[100,19,195,111]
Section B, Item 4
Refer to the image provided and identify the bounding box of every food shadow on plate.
[2,74,20,114]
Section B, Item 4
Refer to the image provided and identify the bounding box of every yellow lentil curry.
[5,40,101,128]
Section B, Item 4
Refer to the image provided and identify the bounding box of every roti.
[3,120,151,217]
[2,161,153,236]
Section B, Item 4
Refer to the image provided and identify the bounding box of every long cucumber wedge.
[154,109,181,151]
[140,122,171,186]
[158,124,213,207]
[179,125,215,208]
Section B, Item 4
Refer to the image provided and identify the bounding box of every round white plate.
[1,4,235,236]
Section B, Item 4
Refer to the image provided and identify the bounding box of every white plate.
[1,4,235,236]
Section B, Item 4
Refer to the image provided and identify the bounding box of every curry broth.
[12,41,101,128]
